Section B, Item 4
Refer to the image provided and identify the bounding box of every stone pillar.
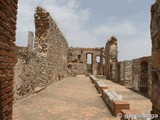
[92,53,96,74]
[112,62,116,81]
[150,1,160,119]
[27,31,34,52]
[0,0,18,119]
[104,36,118,80]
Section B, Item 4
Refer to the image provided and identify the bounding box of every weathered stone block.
[102,89,129,116]
[121,109,141,120]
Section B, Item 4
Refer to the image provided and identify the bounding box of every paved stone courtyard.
[13,75,151,120]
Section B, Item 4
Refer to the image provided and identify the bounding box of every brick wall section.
[0,0,18,119]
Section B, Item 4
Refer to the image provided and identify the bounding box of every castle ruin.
[0,0,160,119]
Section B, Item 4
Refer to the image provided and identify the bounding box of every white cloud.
[91,19,151,60]
[67,0,79,8]
[16,0,151,61]
[113,0,135,2]
[16,0,91,47]
[94,20,137,36]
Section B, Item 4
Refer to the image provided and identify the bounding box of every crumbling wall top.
[35,6,50,18]
[106,36,117,45]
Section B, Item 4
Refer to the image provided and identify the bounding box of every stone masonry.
[101,36,152,97]
[68,47,102,75]
[132,56,151,96]
[0,0,158,119]
[14,7,68,100]
[150,0,160,119]
[0,0,18,119]
[97,48,105,75]
[118,60,132,87]
[104,36,118,80]
[104,55,152,97]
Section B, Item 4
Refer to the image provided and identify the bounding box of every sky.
[16,0,155,61]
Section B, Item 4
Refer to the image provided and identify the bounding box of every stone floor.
[101,78,152,114]
[13,75,152,120]
[13,75,119,120]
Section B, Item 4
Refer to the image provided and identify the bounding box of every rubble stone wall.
[68,47,102,75]
[97,48,105,75]
[150,0,160,118]
[104,36,118,80]
[0,0,18,119]
[119,61,132,87]
[132,57,151,97]
[132,59,140,91]
[14,7,68,100]
[68,63,87,75]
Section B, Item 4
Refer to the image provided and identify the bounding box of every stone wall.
[132,56,151,96]
[14,7,68,100]
[100,36,152,98]
[150,0,160,118]
[68,47,102,75]
[104,36,118,80]
[114,62,120,83]
[118,61,132,87]
[105,56,152,97]
[68,63,86,75]
[132,59,140,91]
[0,0,18,119]
[97,48,105,75]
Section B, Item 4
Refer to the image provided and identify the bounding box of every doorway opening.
[86,53,93,73]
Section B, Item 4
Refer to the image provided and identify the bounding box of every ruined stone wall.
[119,61,132,87]
[34,6,68,85]
[68,47,102,75]
[150,0,160,118]
[68,63,86,75]
[14,7,68,100]
[132,59,140,91]
[148,62,152,98]
[115,62,120,83]
[113,57,152,95]
[14,46,35,99]
[104,36,118,80]
[111,62,116,81]
[0,0,18,119]
[132,56,151,97]
[97,48,105,75]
